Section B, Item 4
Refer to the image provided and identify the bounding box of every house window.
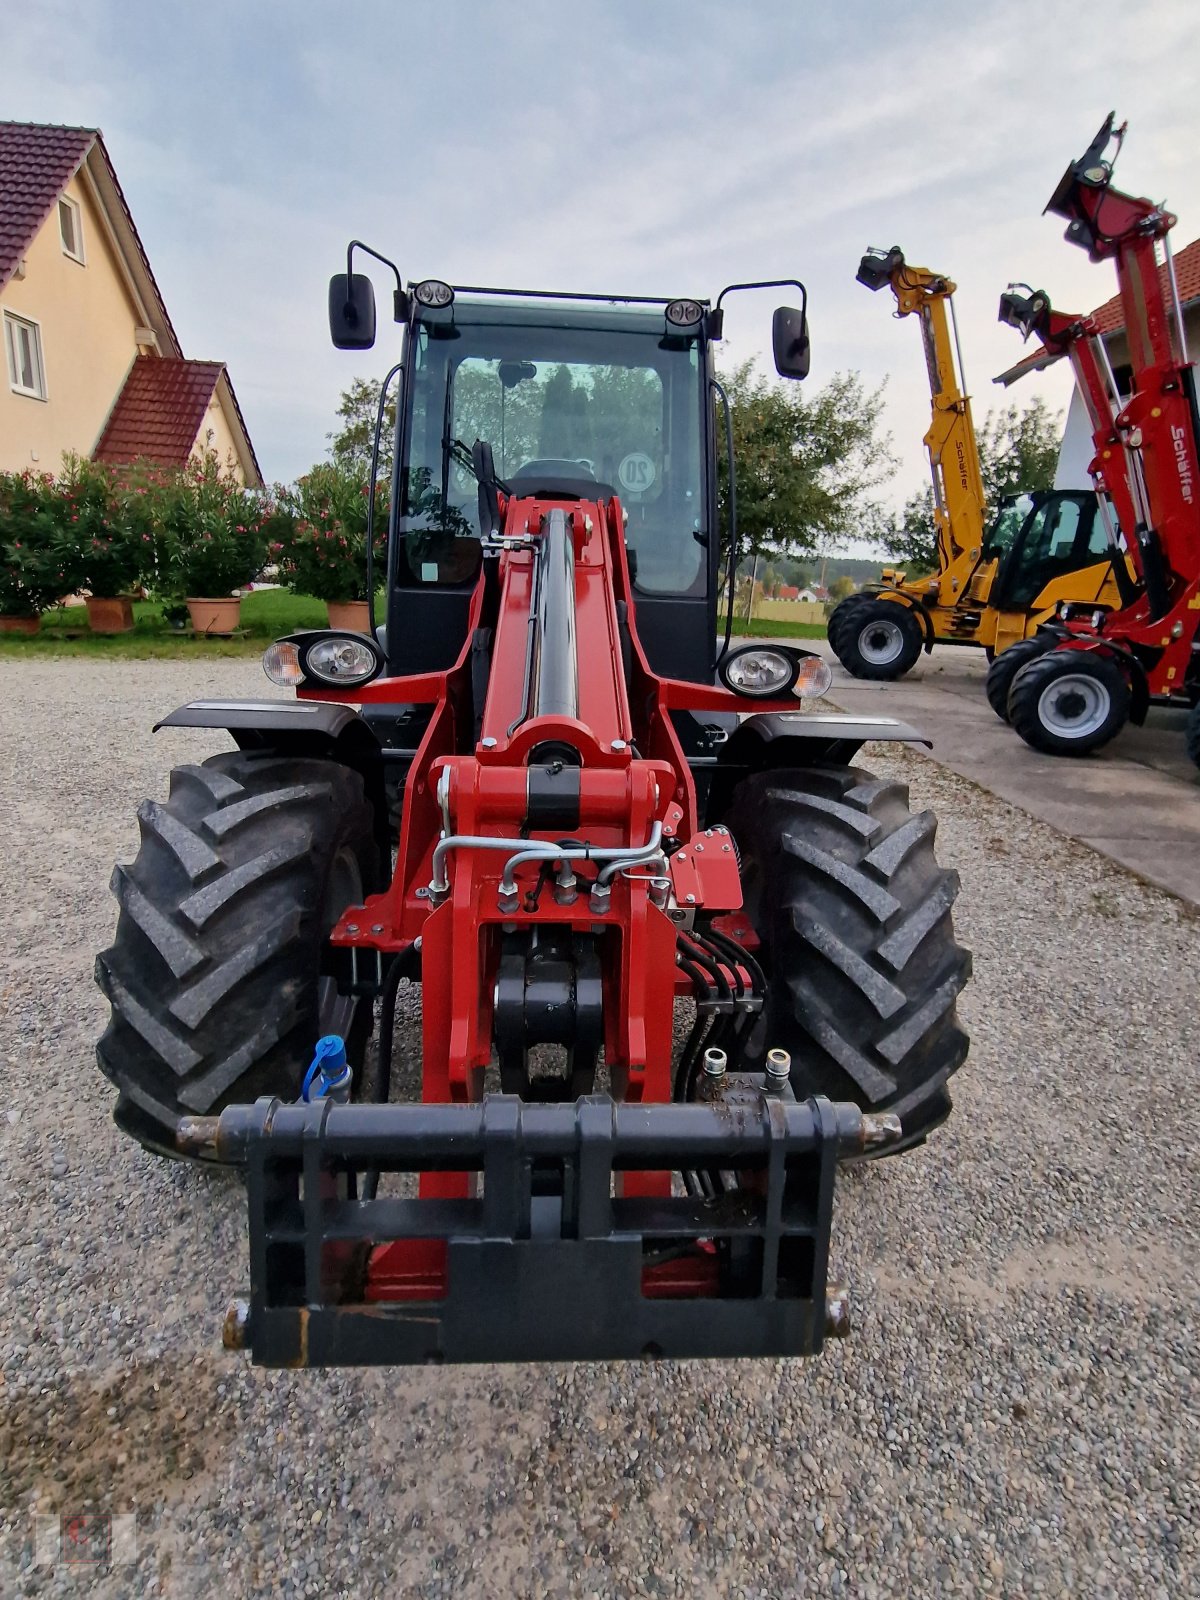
[58,196,85,263]
[4,312,47,399]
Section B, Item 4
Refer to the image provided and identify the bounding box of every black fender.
[155,699,390,859]
[703,712,931,826]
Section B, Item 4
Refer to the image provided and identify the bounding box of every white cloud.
[3,0,1197,532]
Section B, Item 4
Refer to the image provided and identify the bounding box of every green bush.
[56,456,151,597]
[0,471,73,617]
[275,463,387,603]
[162,454,271,598]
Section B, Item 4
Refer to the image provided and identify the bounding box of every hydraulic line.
[430,821,664,899]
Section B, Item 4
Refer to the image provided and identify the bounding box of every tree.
[977,396,1061,504]
[882,397,1062,571]
[881,488,940,573]
[828,575,857,602]
[328,377,398,480]
[718,362,895,589]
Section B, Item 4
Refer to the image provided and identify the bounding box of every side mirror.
[328,273,377,350]
[772,306,810,380]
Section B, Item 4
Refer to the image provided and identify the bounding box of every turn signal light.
[262,641,303,687]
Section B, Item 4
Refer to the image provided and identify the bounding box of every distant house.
[0,121,261,484]
[994,235,1200,491]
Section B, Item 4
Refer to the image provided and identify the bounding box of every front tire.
[985,634,1057,722]
[826,591,874,655]
[727,765,971,1153]
[1008,650,1131,756]
[829,598,924,681]
[96,752,381,1157]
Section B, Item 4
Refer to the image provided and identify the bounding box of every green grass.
[0,591,827,659]
[730,617,827,640]
[0,590,340,658]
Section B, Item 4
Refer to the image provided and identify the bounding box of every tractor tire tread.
[96,751,379,1154]
[727,764,970,1152]
[985,635,1056,722]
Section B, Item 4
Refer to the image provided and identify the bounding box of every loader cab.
[987,490,1110,610]
[388,297,717,683]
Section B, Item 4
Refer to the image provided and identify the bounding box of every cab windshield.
[399,300,707,595]
[984,493,1035,557]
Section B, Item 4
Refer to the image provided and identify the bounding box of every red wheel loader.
[96,258,970,1366]
[991,115,1200,759]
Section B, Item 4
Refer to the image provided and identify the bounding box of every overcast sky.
[6,0,1199,539]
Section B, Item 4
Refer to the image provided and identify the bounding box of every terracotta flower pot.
[326,600,371,633]
[86,595,135,634]
[186,596,243,636]
[0,614,40,635]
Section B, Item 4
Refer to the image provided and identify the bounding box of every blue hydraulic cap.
[301,1034,353,1104]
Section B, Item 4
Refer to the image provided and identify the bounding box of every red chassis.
[301,488,806,1299]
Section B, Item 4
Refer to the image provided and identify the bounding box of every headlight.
[719,645,799,697]
[665,298,703,328]
[413,278,454,308]
[305,635,380,685]
[262,641,302,687]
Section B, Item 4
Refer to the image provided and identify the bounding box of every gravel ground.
[1,658,1197,1598]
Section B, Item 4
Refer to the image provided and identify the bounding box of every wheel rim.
[857,617,906,666]
[318,847,364,1039]
[1037,673,1111,739]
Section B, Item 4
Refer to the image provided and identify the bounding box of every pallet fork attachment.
[184,1089,892,1367]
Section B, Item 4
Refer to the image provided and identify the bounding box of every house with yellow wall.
[0,121,261,485]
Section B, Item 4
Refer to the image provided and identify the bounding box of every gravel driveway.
[1,659,1197,1598]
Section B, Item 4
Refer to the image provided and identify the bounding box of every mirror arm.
[711,377,738,667]
[348,240,407,322]
[712,278,808,334]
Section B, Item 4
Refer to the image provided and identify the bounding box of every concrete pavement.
[809,641,1200,909]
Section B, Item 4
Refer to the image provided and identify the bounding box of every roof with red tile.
[94,356,226,467]
[0,121,95,287]
[1,120,182,354]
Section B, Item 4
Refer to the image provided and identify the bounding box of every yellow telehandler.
[827,246,1128,680]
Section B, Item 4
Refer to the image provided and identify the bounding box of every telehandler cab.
[990,115,1200,760]
[827,246,1130,681]
[96,257,970,1366]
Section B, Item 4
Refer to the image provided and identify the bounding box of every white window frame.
[58,194,85,264]
[4,311,48,400]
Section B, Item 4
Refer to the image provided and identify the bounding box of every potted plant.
[56,456,147,632]
[0,470,69,633]
[275,464,386,630]
[167,455,269,635]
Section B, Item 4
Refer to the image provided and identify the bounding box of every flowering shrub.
[162,454,270,597]
[55,456,150,596]
[0,453,387,621]
[274,464,387,603]
[0,471,74,616]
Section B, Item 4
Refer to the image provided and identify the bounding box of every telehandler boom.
[828,247,1128,680]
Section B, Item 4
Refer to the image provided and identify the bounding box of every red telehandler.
[984,284,1143,718]
[990,115,1200,760]
[95,262,970,1366]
